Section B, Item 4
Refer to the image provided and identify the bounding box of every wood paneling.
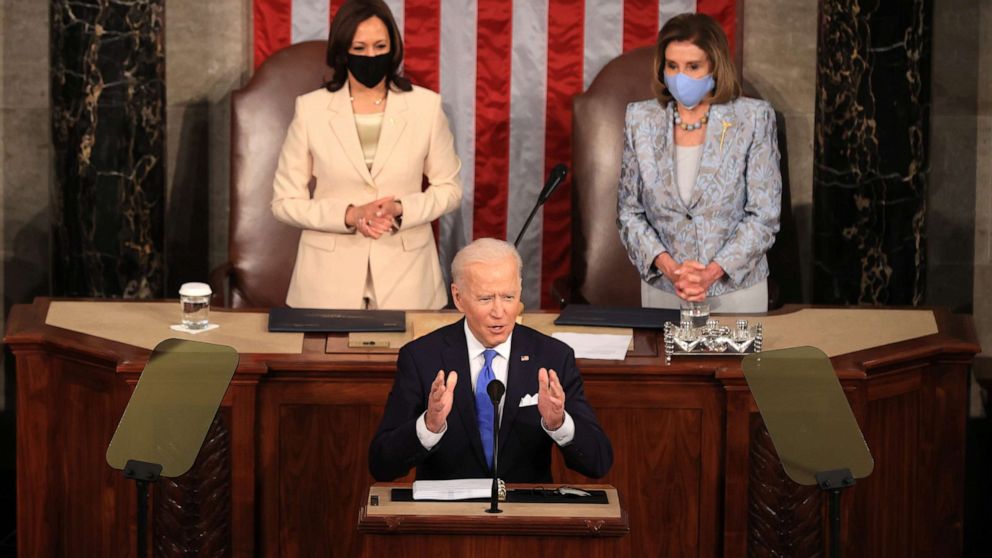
[257,378,396,557]
[594,407,704,556]
[4,299,979,557]
[57,360,128,557]
[362,533,622,557]
[277,404,376,556]
[861,383,920,556]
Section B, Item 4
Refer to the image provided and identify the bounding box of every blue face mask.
[663,72,715,109]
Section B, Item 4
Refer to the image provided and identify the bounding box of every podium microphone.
[513,164,568,247]
[485,378,506,514]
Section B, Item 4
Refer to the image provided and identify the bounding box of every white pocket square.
[519,393,539,407]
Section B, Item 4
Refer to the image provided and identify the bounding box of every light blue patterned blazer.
[617,97,782,297]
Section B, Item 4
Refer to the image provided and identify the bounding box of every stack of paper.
[412,478,493,500]
[552,332,632,360]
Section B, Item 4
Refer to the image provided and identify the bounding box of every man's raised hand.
[425,370,458,433]
[537,368,565,431]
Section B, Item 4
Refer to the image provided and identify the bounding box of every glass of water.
[680,299,710,329]
[179,282,212,329]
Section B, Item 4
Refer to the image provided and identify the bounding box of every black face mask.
[346,52,391,88]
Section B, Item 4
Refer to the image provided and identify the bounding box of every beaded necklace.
[673,106,710,131]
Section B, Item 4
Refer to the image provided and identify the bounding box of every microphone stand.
[514,203,543,248]
[513,164,568,247]
[486,379,506,514]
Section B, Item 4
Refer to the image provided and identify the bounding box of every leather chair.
[560,46,801,308]
[211,41,330,308]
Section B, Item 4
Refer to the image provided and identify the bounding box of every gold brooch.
[719,120,733,149]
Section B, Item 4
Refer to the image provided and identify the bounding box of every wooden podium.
[357,483,628,556]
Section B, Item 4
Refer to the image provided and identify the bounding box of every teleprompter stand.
[106,339,239,557]
[742,347,874,558]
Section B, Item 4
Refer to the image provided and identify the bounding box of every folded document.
[412,478,493,501]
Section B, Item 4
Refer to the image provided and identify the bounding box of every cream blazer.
[272,85,462,309]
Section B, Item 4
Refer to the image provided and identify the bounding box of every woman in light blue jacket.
[617,13,781,312]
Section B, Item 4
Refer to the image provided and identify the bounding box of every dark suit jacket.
[368,320,613,482]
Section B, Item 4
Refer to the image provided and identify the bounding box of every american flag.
[253,0,738,308]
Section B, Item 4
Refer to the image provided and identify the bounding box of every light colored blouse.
[675,144,703,207]
[354,112,384,170]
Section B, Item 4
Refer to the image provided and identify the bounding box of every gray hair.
[451,238,523,288]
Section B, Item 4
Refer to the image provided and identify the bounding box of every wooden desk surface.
[32,298,948,361]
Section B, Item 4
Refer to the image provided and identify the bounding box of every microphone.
[513,164,568,247]
[539,163,568,204]
[485,379,506,514]
[486,378,506,405]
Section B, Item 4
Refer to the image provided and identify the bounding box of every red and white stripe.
[253,0,738,308]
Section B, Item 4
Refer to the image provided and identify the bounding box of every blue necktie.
[475,349,498,471]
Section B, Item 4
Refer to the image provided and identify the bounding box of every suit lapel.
[326,87,375,187]
[441,320,488,470]
[370,90,407,180]
[498,327,534,460]
[689,102,738,209]
[653,102,687,212]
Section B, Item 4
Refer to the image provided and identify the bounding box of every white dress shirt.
[416,322,575,449]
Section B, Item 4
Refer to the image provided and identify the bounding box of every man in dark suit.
[369,238,613,482]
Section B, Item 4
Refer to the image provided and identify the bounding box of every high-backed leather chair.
[562,46,801,308]
[211,41,329,308]
[564,46,656,307]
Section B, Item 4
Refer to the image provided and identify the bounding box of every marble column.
[812,0,932,305]
[50,0,165,298]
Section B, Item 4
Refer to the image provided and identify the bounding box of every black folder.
[267,307,406,333]
[553,304,678,330]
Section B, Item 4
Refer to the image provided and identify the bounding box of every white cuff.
[542,411,575,446]
[416,411,446,450]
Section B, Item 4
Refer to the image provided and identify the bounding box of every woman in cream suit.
[617,13,781,313]
[272,0,461,309]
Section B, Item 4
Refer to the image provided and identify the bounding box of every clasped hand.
[345,196,402,239]
[655,254,725,302]
[423,368,567,434]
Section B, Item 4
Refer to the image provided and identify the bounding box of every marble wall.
[812,0,933,306]
[51,0,166,298]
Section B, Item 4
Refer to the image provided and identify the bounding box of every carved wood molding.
[154,412,232,556]
[748,415,823,557]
